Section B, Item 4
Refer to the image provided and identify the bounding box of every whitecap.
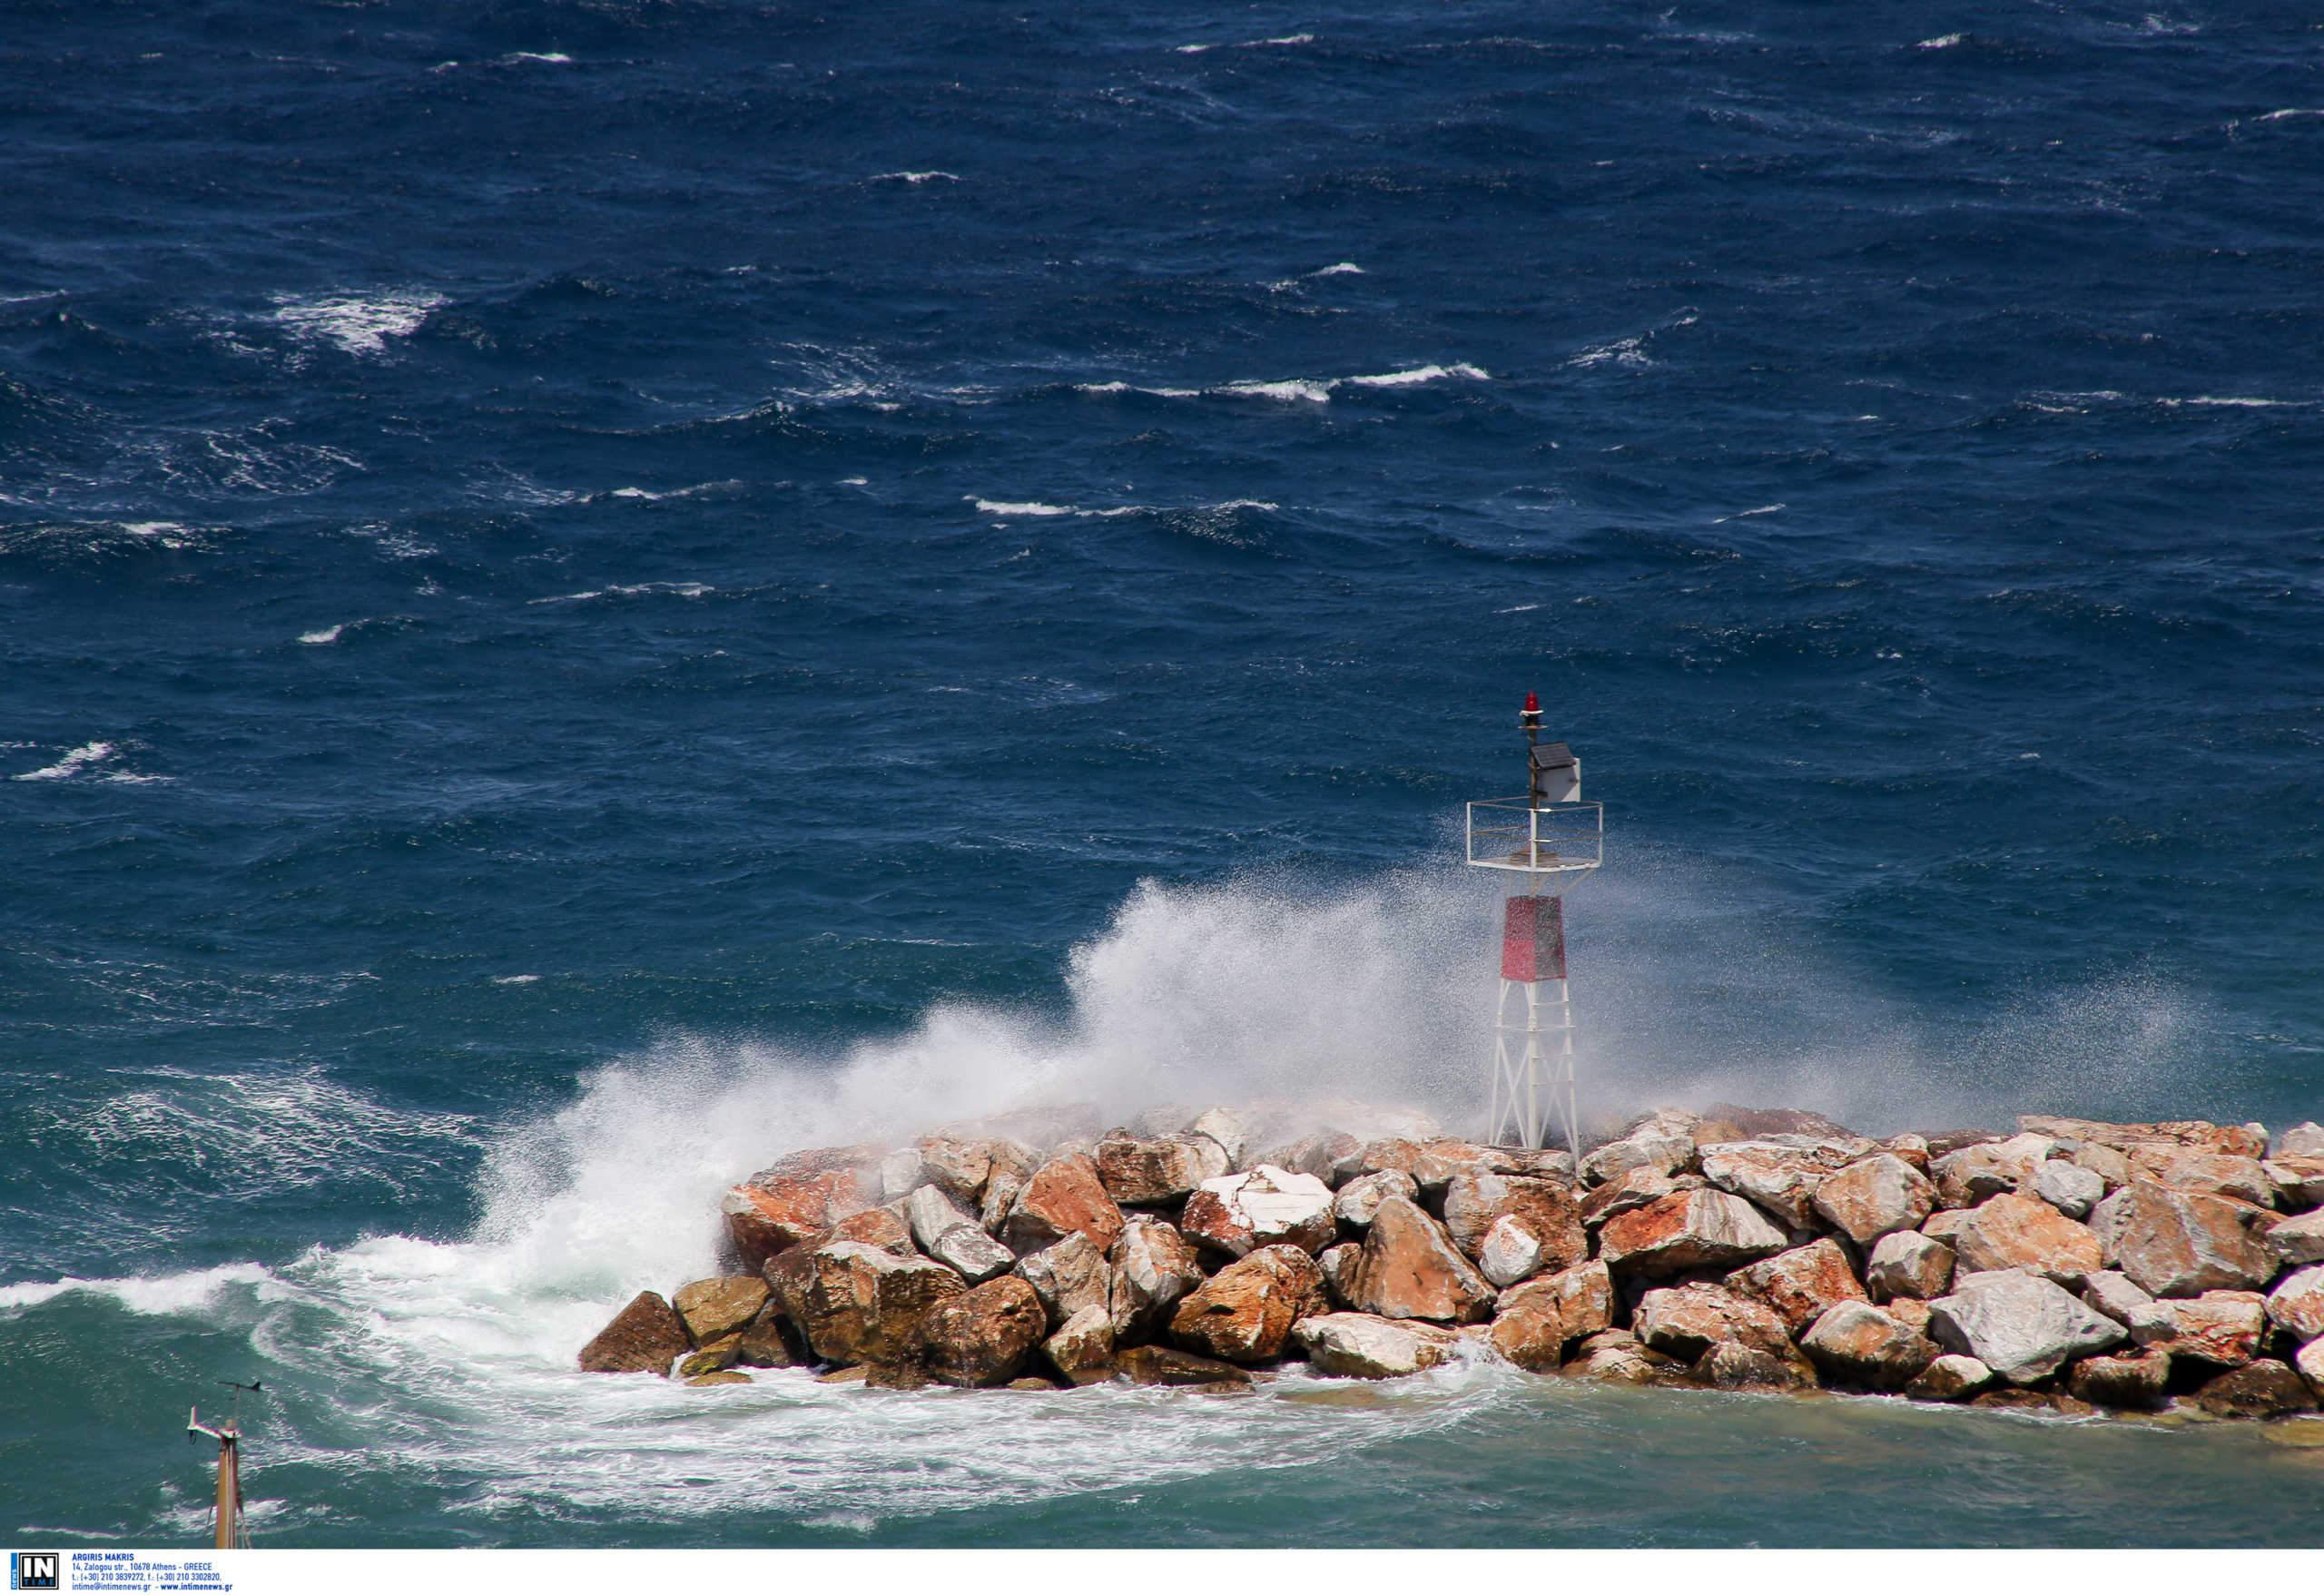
[0,1263,274,1316]
[1342,363,1490,388]
[2255,109,2324,123]
[1915,33,1965,49]
[492,975,542,985]
[970,496,1276,520]
[527,582,714,605]
[299,625,346,645]
[1310,262,1364,276]
[507,52,572,64]
[1711,503,1787,522]
[1569,334,1652,369]
[1219,378,1334,403]
[869,171,959,184]
[1174,33,1313,54]
[971,499,1078,517]
[271,290,445,357]
[14,741,114,781]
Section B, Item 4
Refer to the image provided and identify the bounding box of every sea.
[4,0,2321,1551]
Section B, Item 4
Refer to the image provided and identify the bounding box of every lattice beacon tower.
[1464,693,1603,1158]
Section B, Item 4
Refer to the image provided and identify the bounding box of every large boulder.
[1042,1304,1117,1386]
[1317,1241,1363,1308]
[2298,1338,2324,1399]
[1001,1153,1126,1256]
[1950,1193,2105,1288]
[2088,1182,2276,1297]
[2125,1293,2265,1367]
[2282,1122,2324,1158]
[978,1139,1040,1236]
[1441,1172,1587,1273]
[2081,1269,2155,1324]
[1866,1231,1955,1303]
[1293,1313,1463,1378]
[1114,1345,1252,1387]
[2268,1208,2324,1268]
[828,1206,916,1256]
[1581,1167,1699,1227]
[1333,1169,1419,1229]
[2267,1157,2324,1211]
[1169,1244,1324,1364]
[2266,1264,2324,1344]
[2032,1158,2106,1220]
[1903,1354,1994,1402]
[1488,1259,1615,1371]
[1800,1301,1938,1391]
[1699,1140,1850,1230]
[766,1240,966,1366]
[1187,1106,1255,1167]
[1580,1125,1695,1186]
[2018,1115,2268,1160]
[1932,1135,2050,1209]
[2066,1347,2172,1409]
[1476,1215,1543,1288]
[916,1275,1049,1387]
[1093,1132,1232,1206]
[1926,1269,2125,1384]
[2124,1145,2275,1206]
[1349,1196,1496,1323]
[1013,1231,1113,1328]
[672,1276,772,1345]
[1598,1188,1788,1275]
[577,1291,692,1375]
[2194,1360,2319,1419]
[1692,1342,1815,1393]
[723,1145,885,1271]
[1633,1283,1794,1362]
[1813,1154,1937,1245]
[1180,1166,1336,1258]
[913,1133,1000,1206]
[1108,1216,1206,1342]
[1728,1236,1870,1334]
[906,1185,1016,1283]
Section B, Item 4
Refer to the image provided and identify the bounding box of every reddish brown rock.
[1108,1216,1206,1342]
[1168,1245,1325,1364]
[1354,1138,1426,1179]
[978,1139,1040,1236]
[905,1185,1015,1282]
[1332,1169,1418,1229]
[1951,1193,2105,1288]
[734,1308,805,1367]
[1317,1240,1364,1308]
[1180,1166,1336,1258]
[1932,1137,2046,1209]
[2018,1116,2269,1161]
[1701,1104,1864,1142]
[577,1291,692,1375]
[671,1276,772,1345]
[829,1206,916,1256]
[1114,1344,1253,1386]
[1001,1153,1125,1256]
[1886,1297,1935,1335]
[766,1239,966,1366]
[1441,1171,1586,1272]
[913,1133,998,1206]
[1041,1304,1116,1386]
[2298,1338,2324,1398]
[1904,1354,1994,1402]
[2124,1145,2275,1207]
[2194,1359,2319,1419]
[1293,1312,1463,1378]
[1476,1215,1544,1287]
[1692,1342,1815,1392]
[1349,1196,1496,1323]
[1598,1187,1788,1275]
[1488,1259,1615,1372]
[1580,1167,1698,1226]
[1799,1301,1937,1391]
[1699,1140,1850,1230]
[1580,1124,1697,1186]
[2067,1347,2171,1409]
[1633,1283,1794,1363]
[1866,1231,1955,1303]
[1727,1236,1870,1335]
[2129,1291,2270,1367]
[916,1275,1049,1387]
[2089,1181,2276,1297]
[1093,1132,1232,1206]
[1013,1231,1113,1328]
[1814,1154,1937,1245]
[2267,1264,2324,1343]
[2266,1157,2324,1212]
[723,1147,884,1272]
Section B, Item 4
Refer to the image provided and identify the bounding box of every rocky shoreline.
[578,1100,2324,1422]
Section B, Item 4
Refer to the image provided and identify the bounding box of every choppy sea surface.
[4,0,2321,1548]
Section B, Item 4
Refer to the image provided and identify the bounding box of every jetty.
[579,1100,2324,1419]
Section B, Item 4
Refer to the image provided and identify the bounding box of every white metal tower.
[1464,693,1602,1158]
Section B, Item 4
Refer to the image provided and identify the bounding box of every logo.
[10,1553,59,1591]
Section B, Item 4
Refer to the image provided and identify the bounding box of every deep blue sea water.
[4,0,2321,1548]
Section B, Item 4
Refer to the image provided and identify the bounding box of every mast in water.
[186,1381,260,1549]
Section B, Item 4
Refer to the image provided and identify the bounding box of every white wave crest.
[970,497,1277,520]
[1173,33,1314,54]
[271,290,445,357]
[869,171,960,184]
[1311,262,1364,276]
[527,582,714,605]
[299,625,347,645]
[0,1263,276,1316]
[1078,365,1485,405]
[1916,33,1966,49]
[15,741,115,781]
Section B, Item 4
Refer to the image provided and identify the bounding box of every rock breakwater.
[578,1101,2324,1422]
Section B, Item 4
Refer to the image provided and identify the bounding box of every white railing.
[1465,799,1603,874]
